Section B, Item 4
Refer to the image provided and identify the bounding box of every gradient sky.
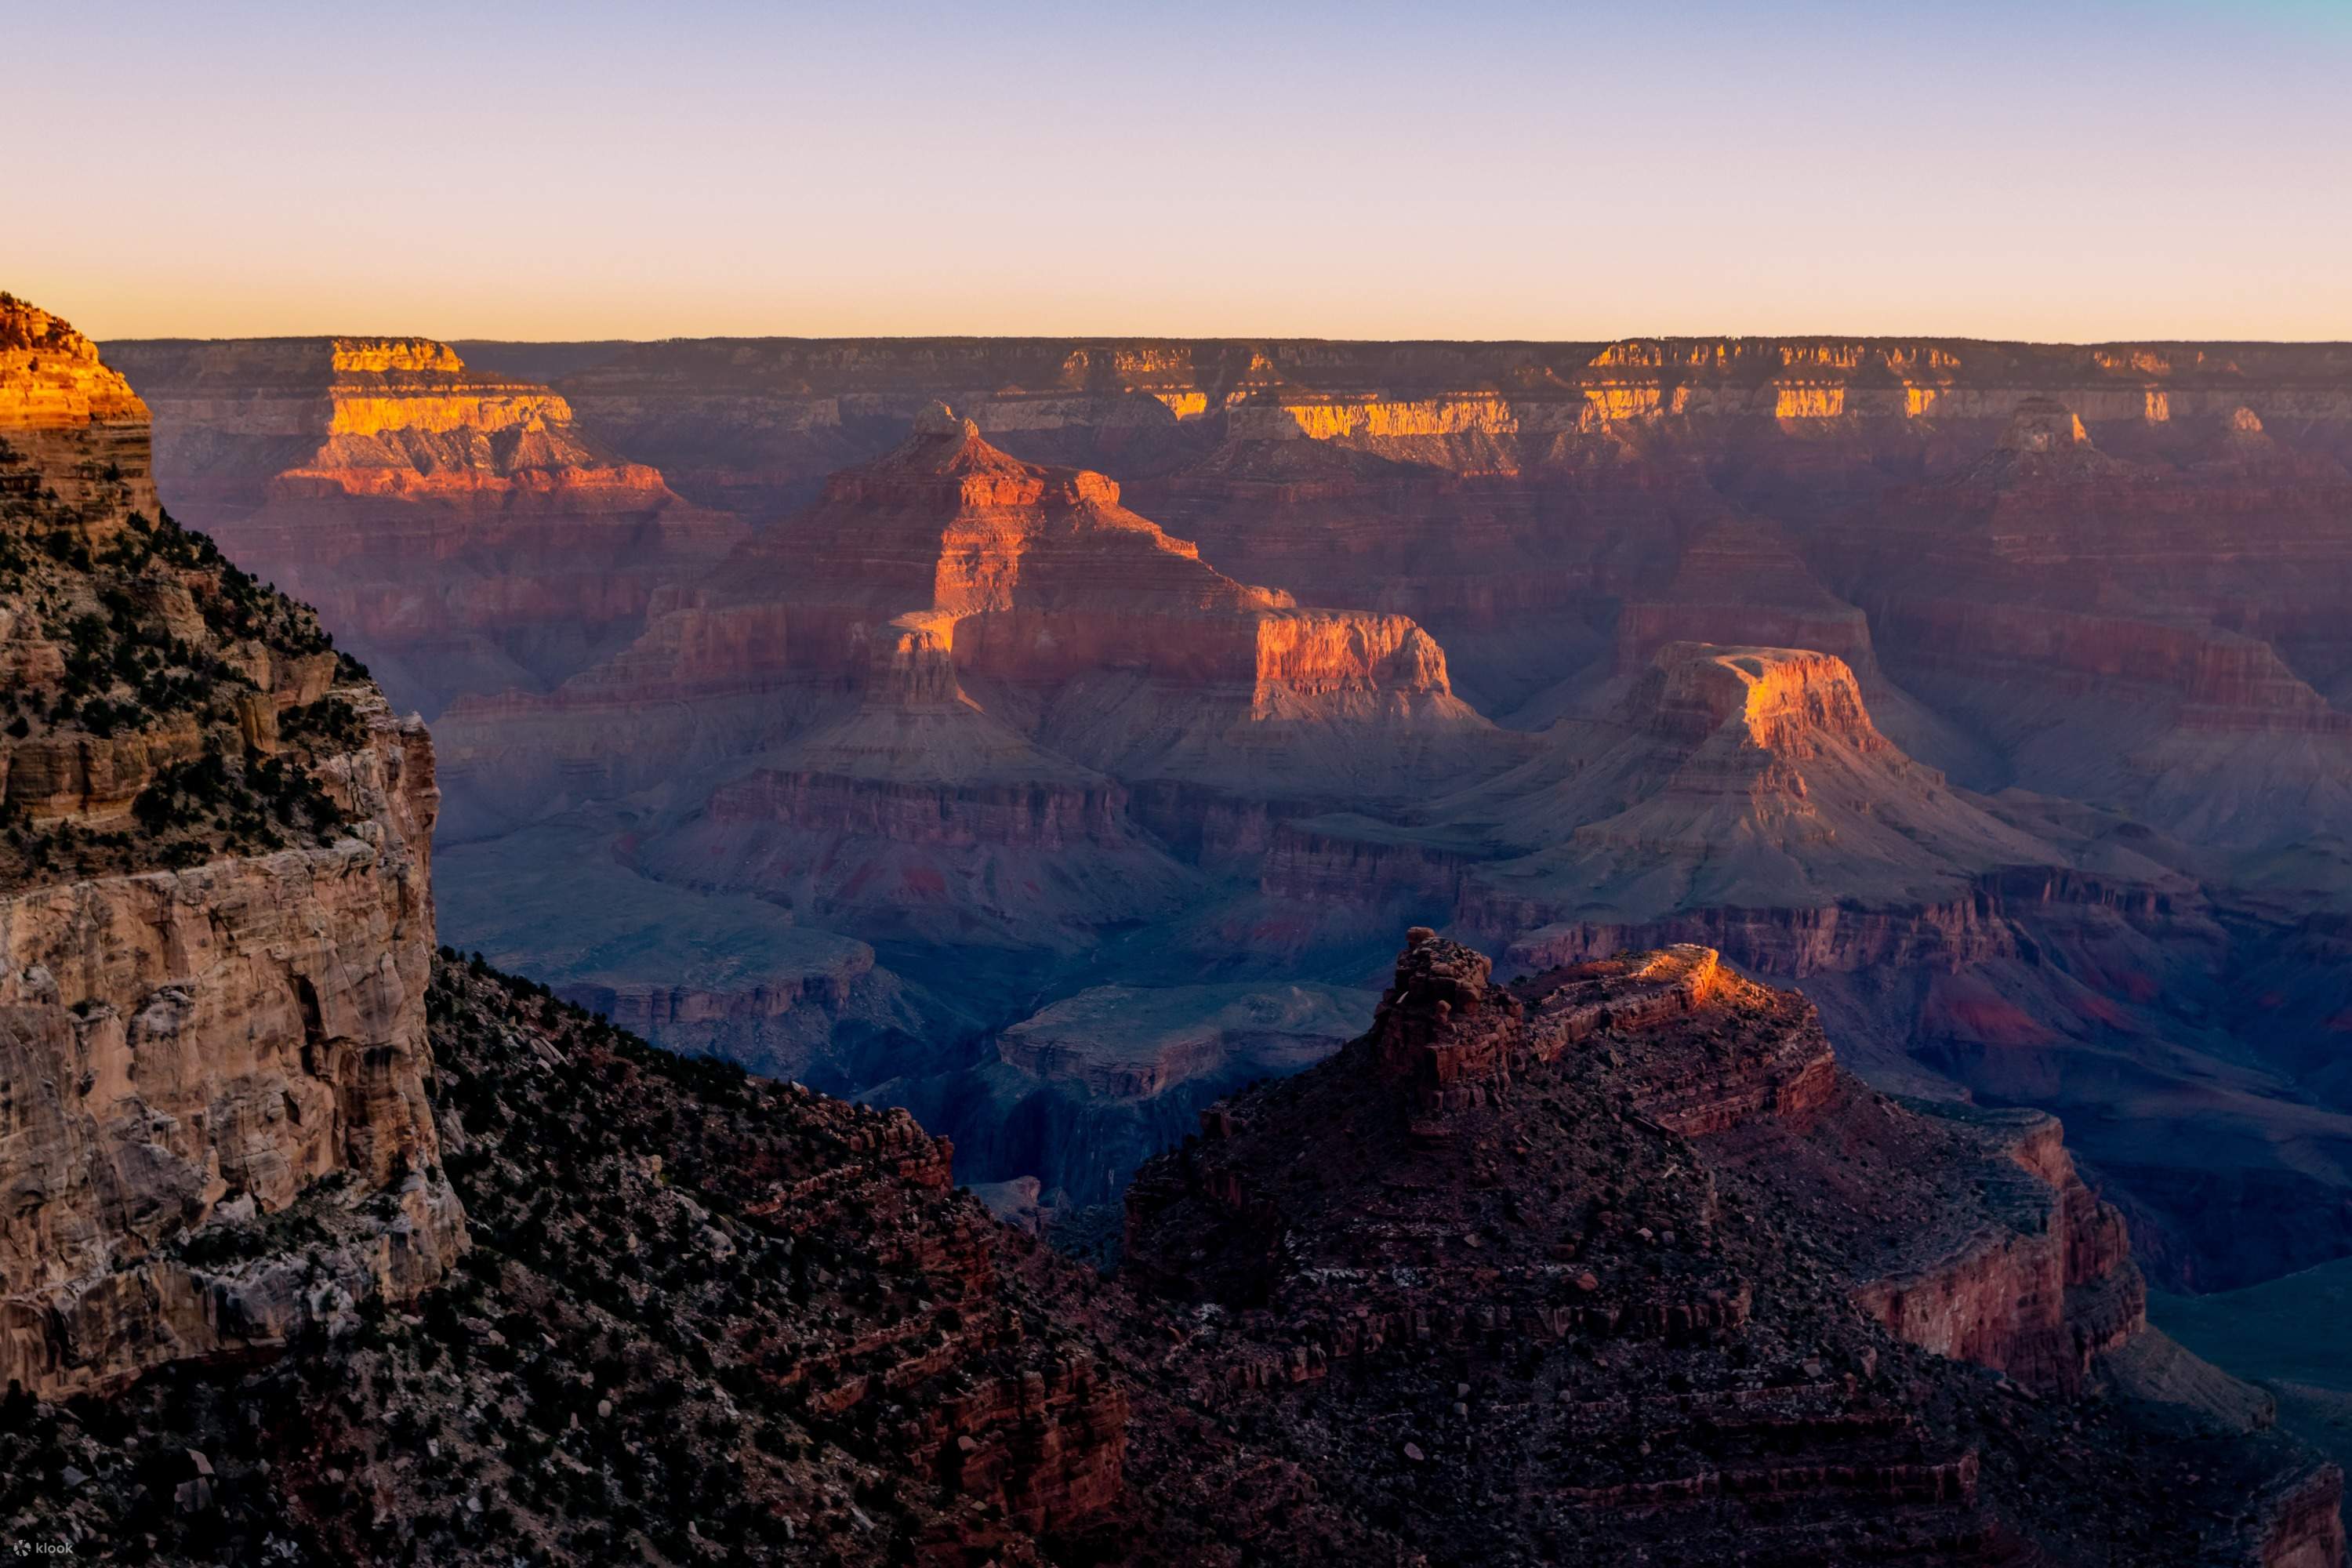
[11,0,2350,342]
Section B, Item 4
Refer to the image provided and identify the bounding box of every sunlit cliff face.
[1648,643,1889,757]
[1182,337,2352,454]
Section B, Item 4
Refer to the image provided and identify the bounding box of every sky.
[9,0,2351,343]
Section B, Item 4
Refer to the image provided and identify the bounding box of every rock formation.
[421,408,1518,1108]
[1456,642,2056,952]
[1110,930,2341,1563]
[102,336,743,714]
[0,299,463,1398]
[699,403,1505,799]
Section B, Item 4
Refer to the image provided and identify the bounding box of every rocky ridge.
[1114,930,2341,1564]
[3,937,2340,1564]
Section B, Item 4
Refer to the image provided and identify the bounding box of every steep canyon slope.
[6,926,2343,1561]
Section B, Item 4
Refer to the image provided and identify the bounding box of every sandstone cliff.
[1,300,464,1397]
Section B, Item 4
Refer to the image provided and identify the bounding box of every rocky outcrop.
[1111,931,2341,1563]
[2,296,158,528]
[1,301,464,1398]
[996,982,1365,1102]
[426,811,927,1090]
[0,705,463,1398]
[1853,1109,2143,1396]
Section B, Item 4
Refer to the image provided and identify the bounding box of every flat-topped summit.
[1,296,160,524]
[1647,641,1888,754]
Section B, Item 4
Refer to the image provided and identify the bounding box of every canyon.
[2,300,2347,1558]
[103,331,2352,1305]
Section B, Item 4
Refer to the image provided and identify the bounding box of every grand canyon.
[0,294,2339,1560]
[95,328,2352,1301]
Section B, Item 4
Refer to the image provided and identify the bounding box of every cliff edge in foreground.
[0,296,463,1398]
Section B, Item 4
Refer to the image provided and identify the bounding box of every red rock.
[1109,931,2339,1563]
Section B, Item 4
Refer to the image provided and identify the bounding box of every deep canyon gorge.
[99,328,2352,1294]
[3,296,2348,1561]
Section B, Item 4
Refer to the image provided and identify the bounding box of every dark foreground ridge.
[2,941,2338,1565]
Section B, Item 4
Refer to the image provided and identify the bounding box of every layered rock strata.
[0,300,464,1397]
[1112,930,2339,1564]
[116,326,2352,1302]
[103,336,742,713]
[436,407,1513,1019]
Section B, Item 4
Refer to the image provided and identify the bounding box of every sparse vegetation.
[0,956,1091,1563]
[2,437,361,883]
